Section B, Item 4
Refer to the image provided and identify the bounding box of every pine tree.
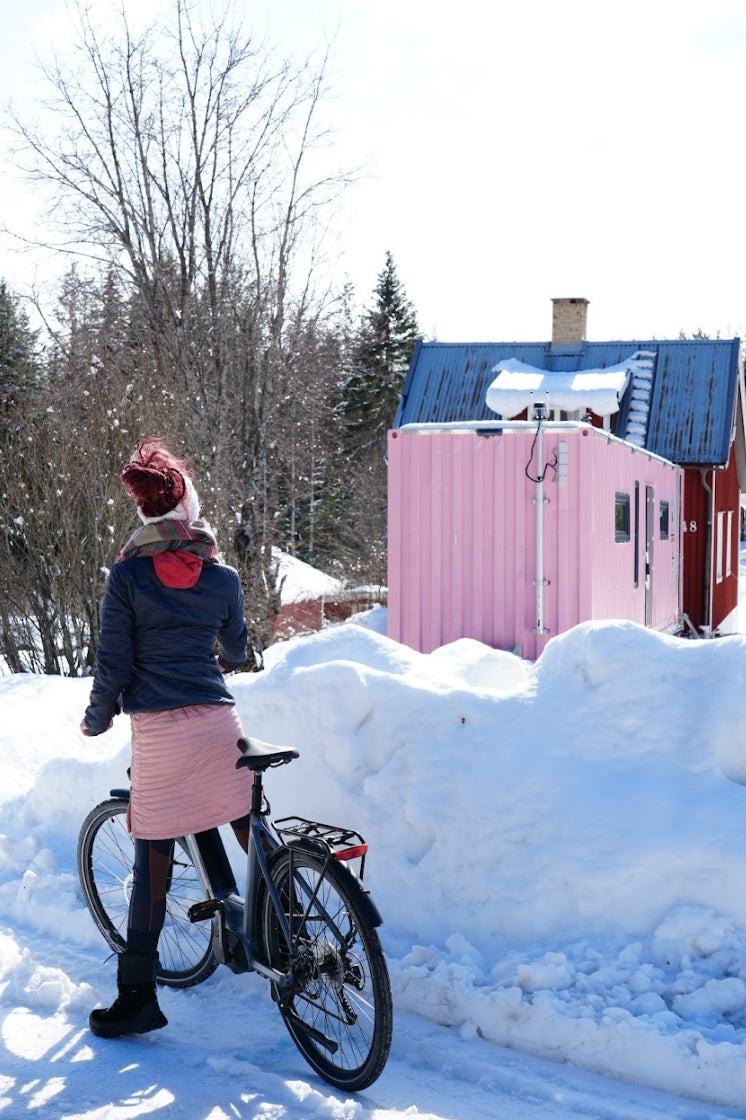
[333,253,420,580]
[342,251,419,451]
[0,280,41,405]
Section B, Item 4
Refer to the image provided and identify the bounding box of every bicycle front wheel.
[77,798,219,989]
[259,847,393,1091]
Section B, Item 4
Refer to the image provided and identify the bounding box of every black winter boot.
[89,951,168,1039]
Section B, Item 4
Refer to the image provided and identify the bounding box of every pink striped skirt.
[128,704,251,840]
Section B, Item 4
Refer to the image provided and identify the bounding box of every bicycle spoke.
[77,798,218,988]
[260,847,392,1091]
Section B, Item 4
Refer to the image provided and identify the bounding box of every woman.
[81,437,251,1038]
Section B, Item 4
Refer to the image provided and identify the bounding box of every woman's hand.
[80,719,113,736]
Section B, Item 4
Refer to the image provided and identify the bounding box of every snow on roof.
[485,354,647,419]
[273,548,344,604]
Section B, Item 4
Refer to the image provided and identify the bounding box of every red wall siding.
[711,444,740,631]
[274,592,388,641]
[682,471,708,630]
[682,444,740,632]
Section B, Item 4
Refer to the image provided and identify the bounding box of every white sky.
[2,0,746,342]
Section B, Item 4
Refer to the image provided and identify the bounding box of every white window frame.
[727,510,733,577]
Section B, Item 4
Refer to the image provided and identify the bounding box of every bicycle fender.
[274,839,384,929]
[335,864,384,929]
[108,789,130,801]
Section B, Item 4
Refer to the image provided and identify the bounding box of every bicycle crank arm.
[284,1010,339,1055]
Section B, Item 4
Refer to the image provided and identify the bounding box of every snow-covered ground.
[5,565,746,1116]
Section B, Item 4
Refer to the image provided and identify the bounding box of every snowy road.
[2,927,744,1120]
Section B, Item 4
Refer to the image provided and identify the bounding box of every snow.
[486,354,649,418]
[5,575,746,1116]
[274,548,344,604]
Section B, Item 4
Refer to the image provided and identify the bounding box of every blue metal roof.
[394,338,742,466]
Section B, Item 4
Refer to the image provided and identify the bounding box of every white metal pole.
[536,412,544,635]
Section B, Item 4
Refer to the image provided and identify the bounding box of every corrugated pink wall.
[387,426,682,659]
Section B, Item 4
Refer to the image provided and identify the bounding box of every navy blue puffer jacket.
[83,556,248,735]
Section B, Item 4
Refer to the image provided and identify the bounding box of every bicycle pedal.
[188,899,221,923]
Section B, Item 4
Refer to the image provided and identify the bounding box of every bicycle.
[77,735,393,1091]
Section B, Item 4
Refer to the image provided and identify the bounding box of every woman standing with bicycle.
[81,437,251,1039]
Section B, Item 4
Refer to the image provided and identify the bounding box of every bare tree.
[0,265,179,675]
[0,391,136,675]
[9,0,350,651]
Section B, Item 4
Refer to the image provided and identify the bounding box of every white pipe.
[395,420,677,467]
[536,417,545,636]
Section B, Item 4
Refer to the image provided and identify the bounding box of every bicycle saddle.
[235,736,299,771]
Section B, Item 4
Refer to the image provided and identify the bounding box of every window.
[659,501,670,540]
[615,492,630,542]
[727,510,733,577]
[716,511,724,583]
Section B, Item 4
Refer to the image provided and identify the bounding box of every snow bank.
[5,618,746,1108]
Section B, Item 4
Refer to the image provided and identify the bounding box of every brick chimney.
[551,297,589,346]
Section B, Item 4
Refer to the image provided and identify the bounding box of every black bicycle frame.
[182,769,297,986]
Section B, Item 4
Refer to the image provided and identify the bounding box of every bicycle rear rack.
[273,816,368,878]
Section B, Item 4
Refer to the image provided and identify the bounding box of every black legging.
[126,816,250,957]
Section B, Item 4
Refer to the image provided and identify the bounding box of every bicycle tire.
[77,797,219,989]
[259,846,393,1091]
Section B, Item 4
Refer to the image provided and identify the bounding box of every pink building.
[387,422,682,660]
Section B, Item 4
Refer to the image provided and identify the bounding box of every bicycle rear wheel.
[259,847,393,1091]
[77,797,218,988]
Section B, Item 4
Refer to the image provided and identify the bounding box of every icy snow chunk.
[673,978,746,1020]
[516,953,575,993]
